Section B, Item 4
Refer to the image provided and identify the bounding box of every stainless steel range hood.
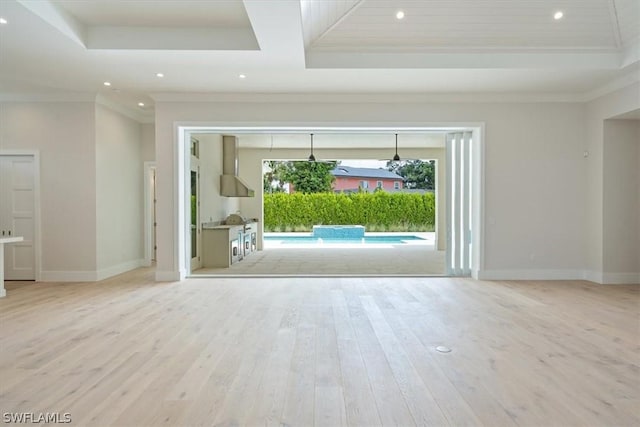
[220,135,255,197]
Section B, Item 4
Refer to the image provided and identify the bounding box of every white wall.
[95,104,145,278]
[194,133,240,223]
[237,146,446,251]
[141,123,155,162]
[0,101,98,279]
[585,82,640,283]
[154,98,591,281]
[602,119,640,283]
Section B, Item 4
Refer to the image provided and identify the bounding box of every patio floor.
[193,233,445,276]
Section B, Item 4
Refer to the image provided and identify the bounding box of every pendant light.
[308,133,316,162]
[393,133,401,161]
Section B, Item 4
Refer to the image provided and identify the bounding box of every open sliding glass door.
[446,132,473,276]
[189,138,201,273]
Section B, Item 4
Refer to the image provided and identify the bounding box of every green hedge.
[264,192,435,232]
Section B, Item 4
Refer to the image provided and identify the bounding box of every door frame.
[0,149,42,281]
[143,161,156,266]
[172,125,485,280]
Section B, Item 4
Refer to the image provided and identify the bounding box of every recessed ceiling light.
[239,74,246,79]
[156,73,164,78]
[138,102,145,107]
[0,18,8,25]
[396,10,405,20]
[554,11,564,20]
[103,81,111,86]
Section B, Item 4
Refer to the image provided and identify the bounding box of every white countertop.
[0,236,23,244]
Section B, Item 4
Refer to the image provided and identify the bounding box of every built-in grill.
[223,214,258,257]
[223,213,248,226]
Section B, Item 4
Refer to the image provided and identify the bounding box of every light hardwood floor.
[0,268,638,426]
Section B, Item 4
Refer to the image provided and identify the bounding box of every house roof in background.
[332,166,403,180]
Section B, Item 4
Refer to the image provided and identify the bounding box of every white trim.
[0,150,42,282]
[472,125,486,278]
[582,70,640,102]
[170,123,484,282]
[95,94,154,124]
[150,92,588,104]
[477,269,587,281]
[40,270,98,282]
[143,162,157,267]
[96,259,145,281]
[0,288,6,298]
[583,270,604,284]
[601,272,640,285]
[40,260,145,282]
[0,93,95,102]
[155,270,182,282]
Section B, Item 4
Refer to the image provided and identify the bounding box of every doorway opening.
[175,127,483,279]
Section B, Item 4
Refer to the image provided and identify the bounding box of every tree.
[264,160,336,193]
[387,159,435,190]
[282,161,337,193]
[263,161,288,193]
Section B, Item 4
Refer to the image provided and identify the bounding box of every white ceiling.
[306,0,638,50]
[0,0,638,118]
[230,133,447,149]
[56,0,252,28]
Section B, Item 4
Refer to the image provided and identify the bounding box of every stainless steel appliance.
[230,238,240,264]
[201,213,258,267]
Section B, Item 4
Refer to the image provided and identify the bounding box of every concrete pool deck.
[193,232,444,276]
[263,231,433,249]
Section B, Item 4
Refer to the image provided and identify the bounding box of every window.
[360,180,369,189]
[376,181,383,188]
[394,181,400,190]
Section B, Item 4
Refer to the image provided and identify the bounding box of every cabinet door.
[0,156,35,280]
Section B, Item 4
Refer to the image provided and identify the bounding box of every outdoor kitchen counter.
[202,220,258,230]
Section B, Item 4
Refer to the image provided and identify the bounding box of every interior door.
[0,155,36,280]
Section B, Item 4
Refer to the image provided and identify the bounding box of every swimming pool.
[264,234,426,244]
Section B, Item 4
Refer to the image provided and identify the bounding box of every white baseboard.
[0,288,6,298]
[477,269,639,285]
[583,270,604,284]
[96,259,145,281]
[155,270,182,282]
[477,269,586,281]
[40,259,145,282]
[40,270,98,282]
[601,272,640,285]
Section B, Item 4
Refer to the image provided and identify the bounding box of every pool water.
[264,235,426,244]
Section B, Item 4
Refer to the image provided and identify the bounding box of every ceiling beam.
[16,0,86,48]
[243,0,305,66]
[86,27,259,51]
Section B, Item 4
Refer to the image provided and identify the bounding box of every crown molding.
[150,91,587,104]
[95,94,154,124]
[0,92,96,102]
[582,68,640,102]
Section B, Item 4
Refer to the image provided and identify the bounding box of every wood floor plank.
[0,269,637,427]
